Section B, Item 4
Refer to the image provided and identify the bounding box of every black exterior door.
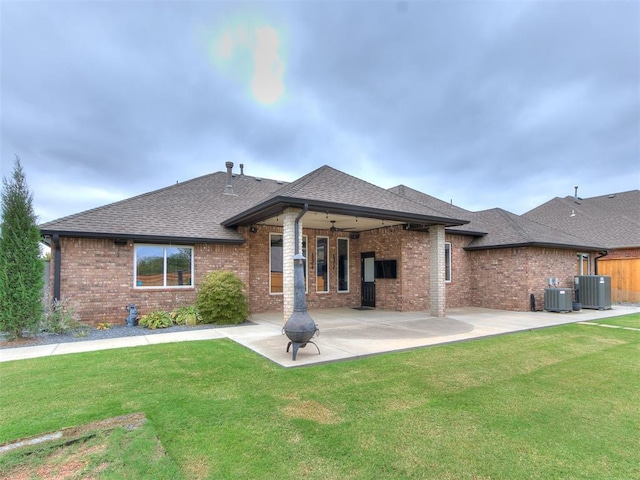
[361,252,375,308]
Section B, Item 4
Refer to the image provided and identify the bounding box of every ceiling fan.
[329,220,356,233]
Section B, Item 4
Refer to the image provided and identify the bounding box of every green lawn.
[1,314,638,479]
[587,314,640,329]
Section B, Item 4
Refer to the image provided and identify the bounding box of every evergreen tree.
[0,157,44,339]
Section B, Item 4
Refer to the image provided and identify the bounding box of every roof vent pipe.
[224,162,236,195]
[574,186,578,199]
[240,163,245,176]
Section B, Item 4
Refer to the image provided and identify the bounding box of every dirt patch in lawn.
[0,413,148,480]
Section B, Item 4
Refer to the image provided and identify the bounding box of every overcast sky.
[1,0,638,224]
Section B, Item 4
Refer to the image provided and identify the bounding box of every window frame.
[269,233,284,295]
[316,236,329,293]
[445,242,452,283]
[337,237,349,293]
[133,244,194,289]
[269,233,308,295]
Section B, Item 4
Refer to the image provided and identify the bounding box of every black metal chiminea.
[283,253,319,360]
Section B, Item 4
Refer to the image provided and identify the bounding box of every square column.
[430,224,446,317]
[282,208,303,323]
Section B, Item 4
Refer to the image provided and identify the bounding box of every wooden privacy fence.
[597,258,640,303]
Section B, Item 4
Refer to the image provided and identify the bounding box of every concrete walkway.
[1,306,638,367]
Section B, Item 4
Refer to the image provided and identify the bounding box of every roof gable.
[524,190,640,248]
[465,208,605,251]
[223,165,470,227]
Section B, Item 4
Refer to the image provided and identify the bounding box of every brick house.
[40,164,604,325]
[524,189,640,302]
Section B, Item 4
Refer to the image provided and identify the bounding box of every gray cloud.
[1,0,638,223]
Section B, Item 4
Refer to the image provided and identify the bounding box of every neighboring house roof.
[391,184,603,251]
[463,208,606,251]
[523,190,640,249]
[222,165,470,228]
[40,171,286,243]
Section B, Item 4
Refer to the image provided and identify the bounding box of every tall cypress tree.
[0,157,44,339]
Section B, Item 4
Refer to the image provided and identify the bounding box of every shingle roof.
[523,190,640,249]
[223,166,470,227]
[388,185,485,234]
[40,171,285,243]
[464,208,606,251]
[391,184,603,250]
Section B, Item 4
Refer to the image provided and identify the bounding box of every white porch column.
[430,224,446,317]
[282,208,303,323]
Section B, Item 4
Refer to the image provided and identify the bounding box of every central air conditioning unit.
[544,288,573,313]
[574,276,612,310]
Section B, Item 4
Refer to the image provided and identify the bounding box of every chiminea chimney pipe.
[224,162,235,195]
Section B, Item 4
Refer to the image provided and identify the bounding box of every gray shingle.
[523,190,640,248]
[40,171,285,242]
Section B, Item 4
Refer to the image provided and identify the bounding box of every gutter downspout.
[52,234,61,301]
[594,250,608,275]
[294,203,308,255]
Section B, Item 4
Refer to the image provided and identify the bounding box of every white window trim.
[577,253,590,275]
[269,233,309,295]
[269,233,283,296]
[445,242,452,283]
[337,237,350,293]
[133,244,194,289]
[316,236,330,293]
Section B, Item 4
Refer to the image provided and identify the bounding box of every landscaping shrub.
[0,157,44,339]
[196,271,248,325]
[170,306,201,326]
[39,297,84,335]
[138,311,173,330]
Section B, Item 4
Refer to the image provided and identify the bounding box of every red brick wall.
[467,247,578,311]
[445,234,473,308]
[602,247,640,260]
[51,229,593,324]
[51,237,249,325]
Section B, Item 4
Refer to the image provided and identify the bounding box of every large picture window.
[337,238,349,292]
[135,245,193,288]
[316,236,329,292]
[445,242,452,283]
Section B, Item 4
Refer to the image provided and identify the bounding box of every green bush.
[196,271,248,325]
[138,311,173,330]
[170,306,201,326]
[39,297,84,335]
[0,158,44,339]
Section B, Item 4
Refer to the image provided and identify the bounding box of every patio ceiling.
[258,211,405,232]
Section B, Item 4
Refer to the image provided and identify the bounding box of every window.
[445,242,452,283]
[577,253,589,275]
[270,234,283,294]
[270,233,308,294]
[337,238,349,292]
[316,236,329,292]
[134,245,193,288]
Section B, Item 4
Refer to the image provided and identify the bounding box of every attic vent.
[255,177,262,182]
[277,180,284,185]
[608,194,616,198]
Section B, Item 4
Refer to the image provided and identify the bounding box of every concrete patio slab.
[1,305,637,366]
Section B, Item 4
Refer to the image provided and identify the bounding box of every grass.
[0,415,181,479]
[1,313,638,479]
[587,314,640,329]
